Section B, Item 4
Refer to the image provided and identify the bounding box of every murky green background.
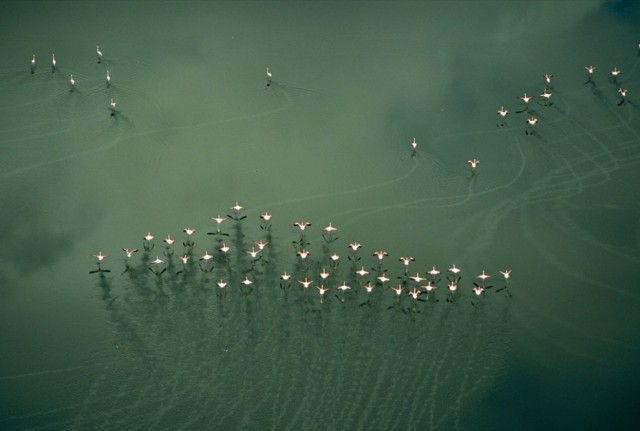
[1,1,639,430]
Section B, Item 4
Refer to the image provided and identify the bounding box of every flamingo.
[410,273,426,283]
[356,267,369,277]
[408,288,421,300]
[96,45,103,63]
[362,283,375,293]
[122,248,138,258]
[294,221,312,231]
[377,273,390,284]
[255,240,269,250]
[373,250,388,261]
[390,285,404,296]
[467,159,480,170]
[497,106,508,127]
[319,268,330,280]
[519,92,533,104]
[92,251,109,262]
[540,89,553,105]
[298,278,314,289]
[427,266,441,277]
[399,256,415,267]
[317,285,329,299]
[280,272,292,281]
[499,269,512,282]
[476,270,491,281]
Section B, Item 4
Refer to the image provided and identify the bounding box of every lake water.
[1,1,639,430]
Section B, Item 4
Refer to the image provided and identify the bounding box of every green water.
[1,1,639,430]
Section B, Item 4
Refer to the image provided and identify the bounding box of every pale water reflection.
[1,1,639,430]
